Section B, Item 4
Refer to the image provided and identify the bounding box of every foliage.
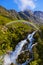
[30,25,43,65]
[0,20,43,65]
[0,15,12,25]
[0,21,34,55]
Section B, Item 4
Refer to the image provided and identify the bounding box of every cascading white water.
[0,31,37,65]
[3,39,28,65]
[27,31,37,51]
[21,31,37,65]
[10,40,27,64]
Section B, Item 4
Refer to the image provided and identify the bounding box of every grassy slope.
[0,20,34,54]
[0,20,43,65]
[0,15,13,25]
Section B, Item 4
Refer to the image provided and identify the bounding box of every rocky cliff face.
[19,10,43,24]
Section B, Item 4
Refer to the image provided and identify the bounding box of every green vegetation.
[0,21,34,55]
[0,6,43,65]
[0,15,13,25]
[0,15,43,65]
[30,25,43,65]
[0,19,43,65]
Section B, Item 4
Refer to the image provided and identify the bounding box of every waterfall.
[0,31,37,65]
[3,40,28,65]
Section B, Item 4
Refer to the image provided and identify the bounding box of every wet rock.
[17,50,32,64]
[10,63,15,65]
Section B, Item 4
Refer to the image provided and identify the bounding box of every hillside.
[19,10,43,24]
[0,20,43,65]
[0,6,43,25]
[0,6,21,25]
[0,6,43,65]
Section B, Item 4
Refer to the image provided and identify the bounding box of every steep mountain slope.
[19,10,43,24]
[34,11,43,19]
[0,6,43,65]
[19,10,34,21]
[0,6,21,21]
[0,5,43,25]
[34,11,43,23]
